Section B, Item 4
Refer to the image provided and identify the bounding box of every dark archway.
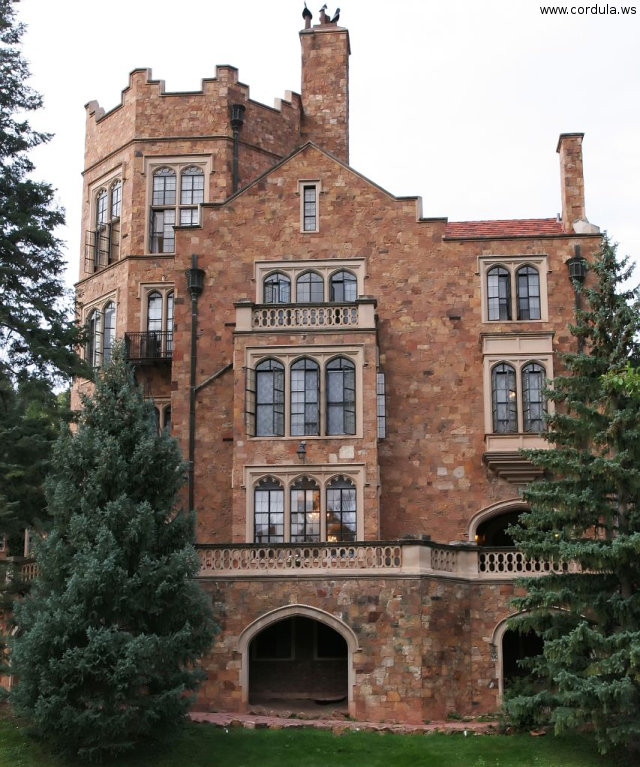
[501,628,544,690]
[249,616,348,707]
[476,510,522,546]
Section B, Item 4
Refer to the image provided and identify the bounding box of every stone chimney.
[300,21,350,163]
[556,133,598,234]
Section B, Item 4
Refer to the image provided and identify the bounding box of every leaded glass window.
[290,477,320,542]
[290,358,320,436]
[487,266,512,321]
[326,357,356,435]
[326,477,357,542]
[256,360,285,436]
[492,363,517,433]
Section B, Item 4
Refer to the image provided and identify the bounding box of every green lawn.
[0,716,608,767]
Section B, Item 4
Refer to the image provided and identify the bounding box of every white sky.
[18,0,640,287]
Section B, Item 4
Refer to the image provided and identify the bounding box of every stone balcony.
[15,542,576,585]
[234,297,377,333]
[196,541,576,581]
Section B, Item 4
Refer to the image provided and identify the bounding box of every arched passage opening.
[492,615,544,700]
[502,628,544,692]
[476,509,522,546]
[249,616,347,709]
[237,605,358,716]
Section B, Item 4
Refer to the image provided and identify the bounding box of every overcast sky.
[18,0,640,287]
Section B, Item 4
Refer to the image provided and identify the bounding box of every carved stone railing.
[253,304,358,329]
[235,298,377,333]
[478,548,579,577]
[197,541,577,581]
[198,543,402,575]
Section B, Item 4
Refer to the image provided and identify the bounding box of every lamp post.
[185,254,205,513]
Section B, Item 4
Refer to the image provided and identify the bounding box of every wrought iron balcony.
[124,331,173,363]
[84,222,120,273]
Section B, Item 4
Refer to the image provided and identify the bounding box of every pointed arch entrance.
[237,605,359,717]
[491,615,543,700]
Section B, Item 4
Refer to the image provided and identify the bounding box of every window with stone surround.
[483,334,553,449]
[256,259,365,304]
[479,256,549,323]
[84,296,117,369]
[245,347,362,438]
[145,156,212,254]
[248,467,362,543]
[299,181,319,232]
[85,175,122,272]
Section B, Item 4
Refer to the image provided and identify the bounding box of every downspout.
[185,254,205,513]
[230,104,245,194]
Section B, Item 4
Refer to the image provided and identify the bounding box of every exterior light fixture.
[566,245,587,284]
[296,441,307,463]
[185,254,205,297]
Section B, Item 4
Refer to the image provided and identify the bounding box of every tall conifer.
[505,236,640,756]
[10,347,216,760]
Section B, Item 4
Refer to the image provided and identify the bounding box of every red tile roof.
[444,218,564,239]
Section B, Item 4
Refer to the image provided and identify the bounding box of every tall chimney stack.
[557,133,596,233]
[300,21,350,163]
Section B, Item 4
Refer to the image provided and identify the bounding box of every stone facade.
[72,13,602,722]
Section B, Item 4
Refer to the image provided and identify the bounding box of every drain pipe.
[230,103,245,194]
[185,254,205,513]
[566,245,588,353]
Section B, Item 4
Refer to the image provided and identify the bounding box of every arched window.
[522,362,545,432]
[150,168,176,253]
[326,477,357,542]
[102,301,116,365]
[330,270,357,302]
[110,180,122,219]
[290,358,319,436]
[516,266,541,320]
[492,363,517,433]
[166,291,174,355]
[487,266,511,321]
[296,271,324,303]
[96,189,108,227]
[179,166,204,226]
[147,291,163,334]
[326,357,356,435]
[254,477,284,543]
[164,405,171,433]
[86,309,101,368]
[256,359,285,436]
[264,272,291,304]
[290,477,320,542]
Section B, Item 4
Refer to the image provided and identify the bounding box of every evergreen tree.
[505,236,640,756]
[0,0,83,384]
[10,347,216,760]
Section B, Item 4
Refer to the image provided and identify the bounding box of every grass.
[0,715,609,767]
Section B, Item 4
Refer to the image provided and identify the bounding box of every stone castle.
[72,9,600,722]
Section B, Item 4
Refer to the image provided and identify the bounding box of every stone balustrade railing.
[7,545,578,584]
[196,542,575,580]
[253,305,358,330]
[234,298,377,333]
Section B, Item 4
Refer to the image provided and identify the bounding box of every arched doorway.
[476,510,522,546]
[492,616,544,699]
[248,616,348,708]
[501,628,544,691]
[237,605,359,717]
